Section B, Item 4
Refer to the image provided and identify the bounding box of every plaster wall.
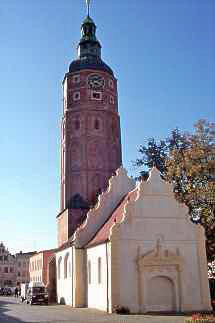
[110,168,211,313]
[75,167,135,248]
[87,244,108,311]
[29,253,43,284]
[74,248,86,307]
[56,247,73,305]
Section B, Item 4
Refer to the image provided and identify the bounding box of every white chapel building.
[56,167,212,313]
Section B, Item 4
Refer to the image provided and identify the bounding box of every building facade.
[0,243,36,287]
[29,249,55,286]
[57,8,122,247]
[15,251,37,285]
[0,242,16,287]
[56,167,212,313]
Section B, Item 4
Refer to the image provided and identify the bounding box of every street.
[0,296,188,323]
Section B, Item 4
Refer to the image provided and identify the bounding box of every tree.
[167,120,215,261]
[133,120,215,261]
[133,138,168,180]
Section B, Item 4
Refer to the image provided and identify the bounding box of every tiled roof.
[86,188,138,248]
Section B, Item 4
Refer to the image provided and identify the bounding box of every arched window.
[94,119,100,130]
[64,253,69,279]
[75,119,80,130]
[58,257,62,280]
[88,260,91,284]
[68,262,71,277]
[98,257,102,284]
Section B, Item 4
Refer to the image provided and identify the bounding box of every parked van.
[26,282,48,305]
[20,283,28,302]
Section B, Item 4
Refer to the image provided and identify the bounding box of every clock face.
[87,74,105,89]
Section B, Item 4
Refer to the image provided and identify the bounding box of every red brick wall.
[61,69,122,210]
[58,68,122,247]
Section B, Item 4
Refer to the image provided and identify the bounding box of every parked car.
[26,282,48,305]
[0,287,13,296]
[4,288,13,296]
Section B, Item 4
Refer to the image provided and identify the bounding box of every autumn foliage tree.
[133,120,215,266]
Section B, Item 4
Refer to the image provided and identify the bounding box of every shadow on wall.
[0,299,25,322]
[60,297,66,305]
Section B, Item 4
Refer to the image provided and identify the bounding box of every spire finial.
[86,0,91,16]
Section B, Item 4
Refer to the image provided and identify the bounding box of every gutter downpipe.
[106,241,109,313]
[72,245,74,307]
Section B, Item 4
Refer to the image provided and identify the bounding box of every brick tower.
[57,3,122,246]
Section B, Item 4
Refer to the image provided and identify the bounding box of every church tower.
[57,1,122,246]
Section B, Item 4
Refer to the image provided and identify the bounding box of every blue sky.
[0,0,214,254]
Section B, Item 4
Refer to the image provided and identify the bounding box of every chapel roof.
[86,188,138,248]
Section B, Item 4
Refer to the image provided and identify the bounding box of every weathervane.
[86,0,91,16]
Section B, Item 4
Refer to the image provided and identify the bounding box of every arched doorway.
[47,256,56,303]
[147,276,176,312]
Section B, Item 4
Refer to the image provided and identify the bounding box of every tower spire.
[86,0,91,16]
[78,0,101,59]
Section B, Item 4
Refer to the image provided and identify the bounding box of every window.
[18,271,20,277]
[91,91,102,100]
[73,91,80,101]
[58,257,62,280]
[18,262,21,267]
[72,74,80,83]
[94,119,100,130]
[64,253,69,279]
[69,262,71,277]
[98,257,102,284]
[10,267,13,273]
[4,256,8,262]
[110,95,114,104]
[75,119,80,130]
[88,260,91,284]
[108,79,114,89]
[4,267,8,273]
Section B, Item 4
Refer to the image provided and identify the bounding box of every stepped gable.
[73,167,136,248]
[87,167,189,247]
[86,187,138,247]
[138,167,173,196]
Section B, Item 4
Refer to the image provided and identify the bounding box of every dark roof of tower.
[82,15,95,25]
[69,55,114,76]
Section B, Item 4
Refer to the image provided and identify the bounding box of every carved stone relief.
[136,240,183,313]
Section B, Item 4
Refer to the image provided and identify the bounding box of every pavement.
[0,296,189,323]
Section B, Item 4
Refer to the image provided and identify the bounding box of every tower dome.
[69,5,113,76]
